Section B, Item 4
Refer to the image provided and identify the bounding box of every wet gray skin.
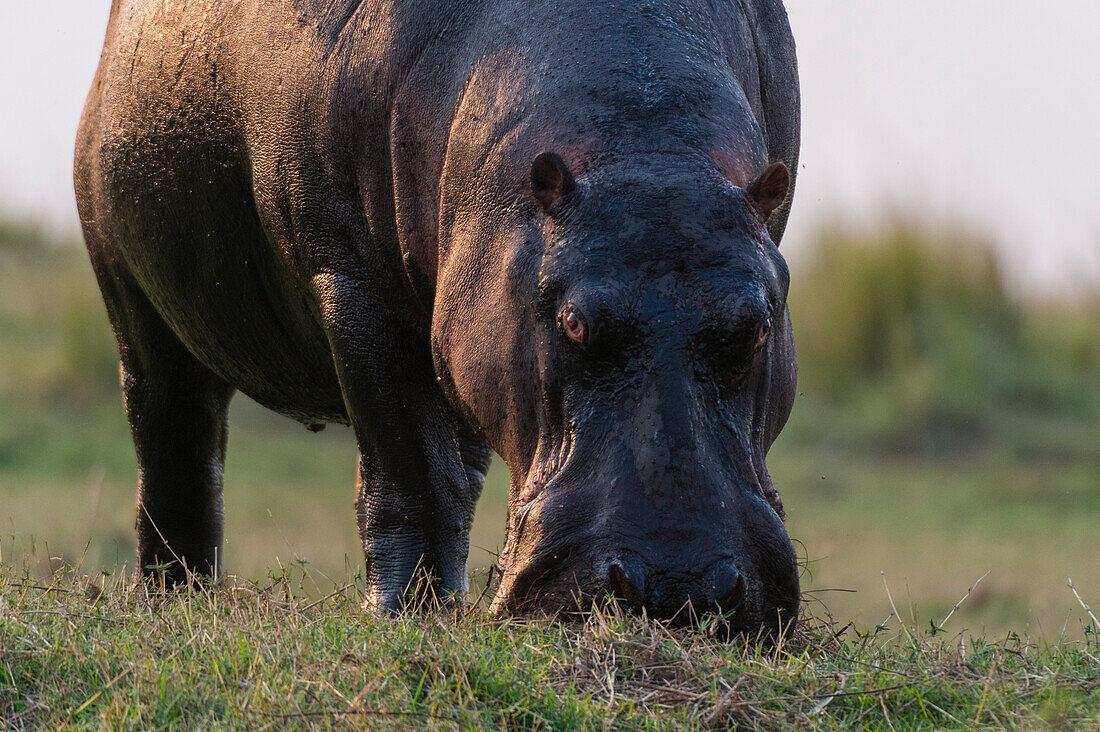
[76,0,801,634]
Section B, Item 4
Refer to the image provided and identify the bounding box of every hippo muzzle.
[490,405,800,634]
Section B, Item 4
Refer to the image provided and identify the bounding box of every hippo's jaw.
[488,405,801,634]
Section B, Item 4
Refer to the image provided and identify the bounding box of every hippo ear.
[745,162,790,222]
[530,152,576,212]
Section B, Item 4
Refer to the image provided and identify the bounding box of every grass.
[1,565,1098,729]
[1,217,1098,727]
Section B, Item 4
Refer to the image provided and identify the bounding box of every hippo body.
[76,0,801,631]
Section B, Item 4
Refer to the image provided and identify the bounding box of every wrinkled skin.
[76,0,800,633]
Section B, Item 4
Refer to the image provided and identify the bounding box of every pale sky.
[1,2,1097,296]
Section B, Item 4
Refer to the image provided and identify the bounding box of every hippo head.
[433,149,799,635]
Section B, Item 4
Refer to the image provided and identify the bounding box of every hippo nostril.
[707,562,746,615]
[607,560,645,608]
[718,574,746,613]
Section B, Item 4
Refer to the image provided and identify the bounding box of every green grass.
[2,566,1098,729]
[1,219,1098,727]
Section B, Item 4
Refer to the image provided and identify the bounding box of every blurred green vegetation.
[790,223,1099,458]
[1,217,1097,637]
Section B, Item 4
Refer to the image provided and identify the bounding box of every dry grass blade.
[809,673,846,715]
[881,572,914,643]
[1068,578,1100,630]
[934,570,991,635]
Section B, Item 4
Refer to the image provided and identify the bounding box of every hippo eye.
[753,318,772,351]
[560,304,587,344]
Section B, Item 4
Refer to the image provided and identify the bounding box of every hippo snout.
[606,557,745,618]
[491,473,803,635]
[603,554,798,632]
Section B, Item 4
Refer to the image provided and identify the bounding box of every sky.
[1,1,1097,296]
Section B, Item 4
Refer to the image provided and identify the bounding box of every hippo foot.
[360,559,469,615]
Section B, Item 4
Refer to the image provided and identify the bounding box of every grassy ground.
[1,219,1098,726]
[2,566,1098,729]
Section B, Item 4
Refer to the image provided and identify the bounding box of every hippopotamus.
[75,0,801,633]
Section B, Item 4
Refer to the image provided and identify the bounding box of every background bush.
[790,222,1099,457]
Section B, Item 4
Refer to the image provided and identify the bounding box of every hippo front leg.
[317,274,482,612]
